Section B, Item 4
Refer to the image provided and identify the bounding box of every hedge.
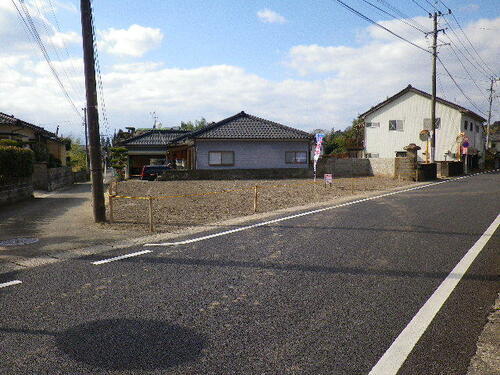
[0,146,34,182]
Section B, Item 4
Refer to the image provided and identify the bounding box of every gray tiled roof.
[174,112,312,142]
[121,129,190,146]
[0,112,63,142]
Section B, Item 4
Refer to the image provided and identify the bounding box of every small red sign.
[324,174,333,184]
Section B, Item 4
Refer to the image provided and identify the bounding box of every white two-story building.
[360,85,486,163]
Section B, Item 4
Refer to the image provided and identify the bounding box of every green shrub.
[0,139,23,147]
[0,146,34,183]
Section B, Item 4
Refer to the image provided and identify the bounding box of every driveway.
[0,183,126,266]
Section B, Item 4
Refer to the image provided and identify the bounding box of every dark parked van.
[140,165,170,181]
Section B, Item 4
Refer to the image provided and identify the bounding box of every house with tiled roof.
[0,112,68,165]
[119,129,189,175]
[119,112,313,174]
[360,85,486,166]
[170,111,313,170]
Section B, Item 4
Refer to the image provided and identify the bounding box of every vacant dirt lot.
[109,177,413,233]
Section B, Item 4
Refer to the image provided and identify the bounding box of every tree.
[110,147,128,180]
[321,119,365,156]
[67,138,88,172]
[180,117,208,131]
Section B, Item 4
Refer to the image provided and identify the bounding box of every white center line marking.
[369,213,500,375]
[145,179,453,247]
[92,250,153,265]
[0,280,22,289]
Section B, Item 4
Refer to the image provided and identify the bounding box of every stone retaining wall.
[0,178,33,206]
[33,163,76,191]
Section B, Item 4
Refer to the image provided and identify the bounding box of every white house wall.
[364,91,468,162]
[461,115,484,152]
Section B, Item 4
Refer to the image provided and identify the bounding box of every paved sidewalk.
[0,182,127,270]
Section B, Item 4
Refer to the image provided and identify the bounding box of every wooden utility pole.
[82,107,90,170]
[80,0,106,222]
[485,77,498,148]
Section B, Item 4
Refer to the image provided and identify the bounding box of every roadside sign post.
[324,174,333,188]
[462,139,469,174]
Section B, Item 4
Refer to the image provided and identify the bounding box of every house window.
[208,151,234,166]
[285,151,307,164]
[366,122,380,128]
[423,118,441,130]
[464,121,468,130]
[366,153,379,158]
[475,125,479,132]
[389,120,404,131]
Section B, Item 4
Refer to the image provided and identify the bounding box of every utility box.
[417,163,437,181]
[440,161,463,177]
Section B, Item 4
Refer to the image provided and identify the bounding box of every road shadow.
[88,255,498,282]
[1,318,205,371]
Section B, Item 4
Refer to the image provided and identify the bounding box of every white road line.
[369,213,500,375]
[92,250,153,265]
[145,180,450,247]
[0,280,22,289]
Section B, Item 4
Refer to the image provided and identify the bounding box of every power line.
[421,0,442,13]
[12,0,82,120]
[446,43,489,101]
[440,15,491,78]
[89,0,110,134]
[437,56,487,116]
[46,0,86,94]
[359,0,428,35]
[449,12,496,77]
[411,0,431,15]
[333,0,431,54]
[31,0,83,102]
[375,0,431,33]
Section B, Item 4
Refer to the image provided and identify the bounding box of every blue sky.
[1,0,499,137]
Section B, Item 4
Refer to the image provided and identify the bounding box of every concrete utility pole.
[428,11,446,163]
[430,12,437,163]
[485,77,498,148]
[80,0,106,223]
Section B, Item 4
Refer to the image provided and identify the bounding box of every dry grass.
[109,177,413,233]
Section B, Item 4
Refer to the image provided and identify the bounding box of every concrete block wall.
[0,178,33,206]
[158,168,313,181]
[316,157,395,178]
[369,158,396,177]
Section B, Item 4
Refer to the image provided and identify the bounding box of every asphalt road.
[1,172,499,375]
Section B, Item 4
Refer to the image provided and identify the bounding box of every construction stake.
[253,185,258,213]
[109,195,114,223]
[148,196,154,232]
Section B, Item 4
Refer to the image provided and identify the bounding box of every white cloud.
[1,12,498,138]
[98,24,164,57]
[257,9,286,24]
[43,30,80,48]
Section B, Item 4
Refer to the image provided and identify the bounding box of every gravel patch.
[109,177,414,233]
